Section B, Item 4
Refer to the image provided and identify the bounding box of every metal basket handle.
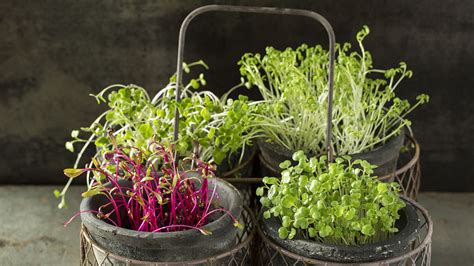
[173,5,336,162]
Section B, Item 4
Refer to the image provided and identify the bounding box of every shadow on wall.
[0,0,472,191]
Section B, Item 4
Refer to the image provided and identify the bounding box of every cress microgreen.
[257,151,406,245]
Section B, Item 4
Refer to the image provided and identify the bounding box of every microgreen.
[57,61,261,208]
[239,25,429,156]
[64,138,242,233]
[257,151,405,245]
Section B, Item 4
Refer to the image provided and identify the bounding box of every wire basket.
[80,207,256,266]
[256,195,432,265]
[378,134,421,200]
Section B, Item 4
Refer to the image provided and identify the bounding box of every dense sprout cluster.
[257,151,405,245]
[64,140,241,233]
[59,61,261,208]
[239,26,429,156]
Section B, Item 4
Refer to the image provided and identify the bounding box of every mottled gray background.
[0,0,471,191]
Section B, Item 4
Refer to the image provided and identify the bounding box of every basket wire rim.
[256,195,433,265]
[80,206,256,265]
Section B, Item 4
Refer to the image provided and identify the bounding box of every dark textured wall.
[1,0,472,191]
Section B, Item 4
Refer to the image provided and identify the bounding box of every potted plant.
[239,26,429,177]
[256,151,420,262]
[56,61,261,208]
[64,137,244,262]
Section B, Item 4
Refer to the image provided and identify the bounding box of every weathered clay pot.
[81,178,243,262]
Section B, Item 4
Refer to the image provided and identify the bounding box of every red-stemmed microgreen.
[64,139,242,234]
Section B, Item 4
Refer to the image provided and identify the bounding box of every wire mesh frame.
[378,134,421,200]
[79,206,256,266]
[256,195,433,266]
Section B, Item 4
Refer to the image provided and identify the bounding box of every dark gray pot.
[258,128,405,178]
[260,198,420,263]
[80,178,243,262]
[217,144,256,178]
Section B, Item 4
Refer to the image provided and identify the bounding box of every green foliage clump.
[239,25,429,156]
[58,61,261,209]
[257,151,406,245]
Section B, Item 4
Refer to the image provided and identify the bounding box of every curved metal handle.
[174,4,336,162]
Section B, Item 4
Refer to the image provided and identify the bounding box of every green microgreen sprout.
[257,151,406,245]
[239,25,429,156]
[56,61,261,209]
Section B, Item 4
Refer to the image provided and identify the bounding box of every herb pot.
[80,178,243,262]
[259,198,420,263]
[218,144,257,178]
[258,128,405,179]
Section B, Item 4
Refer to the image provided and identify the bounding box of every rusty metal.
[256,195,432,265]
[173,4,336,163]
[80,206,256,265]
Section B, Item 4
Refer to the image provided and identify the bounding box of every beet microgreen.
[64,140,242,234]
[257,151,405,245]
[239,25,429,156]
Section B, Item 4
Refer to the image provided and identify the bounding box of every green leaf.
[213,150,226,164]
[381,195,395,206]
[288,228,296,239]
[256,187,264,196]
[207,127,216,139]
[81,188,101,198]
[377,183,388,194]
[260,197,271,208]
[278,227,289,239]
[200,108,211,121]
[279,160,291,169]
[281,170,291,183]
[317,200,325,209]
[335,206,345,218]
[319,225,333,237]
[138,123,153,139]
[65,142,74,152]
[281,195,296,208]
[299,175,308,188]
[308,227,317,238]
[63,168,86,179]
[309,179,319,193]
[71,130,79,138]
[190,79,200,89]
[351,221,361,231]
[292,150,306,161]
[53,189,61,198]
[282,216,291,227]
[345,208,356,220]
[262,177,279,185]
[94,136,109,147]
[268,186,276,199]
[263,210,271,219]
[361,224,375,236]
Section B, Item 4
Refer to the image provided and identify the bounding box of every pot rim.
[258,127,406,159]
[221,144,257,177]
[80,177,242,240]
[260,196,420,252]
